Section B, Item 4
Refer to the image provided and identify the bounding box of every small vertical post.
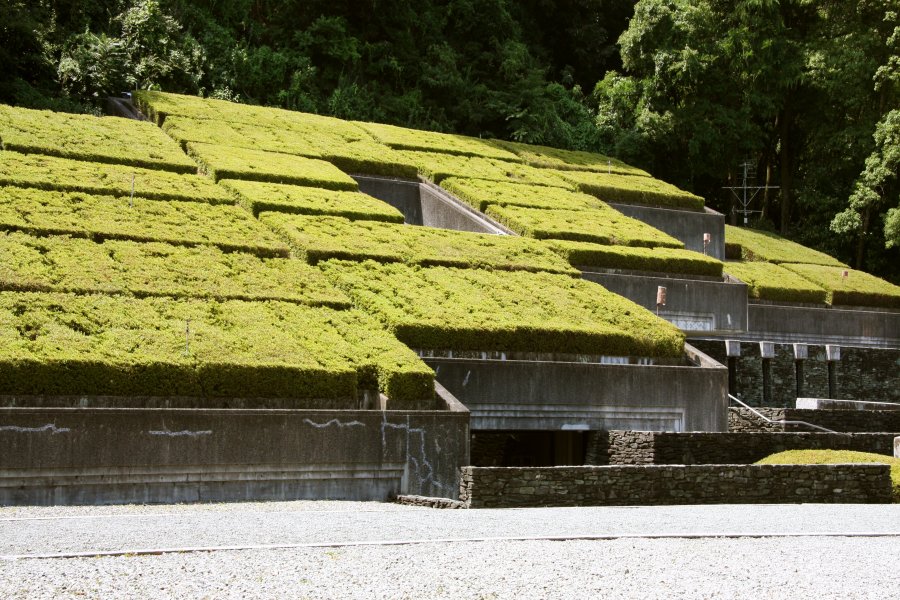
[703,232,711,256]
[184,319,191,356]
[656,286,667,316]
[793,343,807,400]
[826,344,840,398]
[760,342,775,406]
[725,340,741,397]
[130,173,135,208]
[607,160,611,175]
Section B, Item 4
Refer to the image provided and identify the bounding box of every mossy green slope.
[547,240,723,277]
[556,170,705,211]
[725,225,848,267]
[493,140,651,177]
[781,264,900,308]
[440,177,601,211]
[724,261,828,304]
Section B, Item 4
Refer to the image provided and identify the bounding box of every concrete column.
[826,345,841,398]
[793,343,808,399]
[725,340,741,396]
[760,342,775,405]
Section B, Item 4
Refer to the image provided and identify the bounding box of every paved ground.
[2,501,899,598]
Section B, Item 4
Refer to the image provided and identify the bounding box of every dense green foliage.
[757,450,900,502]
[0,232,350,307]
[260,213,577,274]
[554,170,705,211]
[781,264,900,309]
[440,177,601,212]
[0,104,196,173]
[723,261,827,305]
[486,204,683,248]
[725,225,847,267]
[321,260,685,357]
[0,187,289,257]
[0,151,232,203]
[221,180,403,222]
[547,240,723,277]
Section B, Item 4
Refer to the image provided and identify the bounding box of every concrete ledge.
[742,304,900,348]
[458,464,893,507]
[582,271,747,334]
[729,407,900,433]
[608,203,726,259]
[796,398,900,411]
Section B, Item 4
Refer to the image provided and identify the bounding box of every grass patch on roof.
[547,240,723,277]
[0,104,196,174]
[356,121,520,161]
[781,264,900,309]
[0,232,349,307]
[221,180,403,222]
[321,260,685,357]
[724,261,827,304]
[493,140,650,177]
[557,170,705,211]
[0,151,233,204]
[0,187,288,258]
[724,225,848,267]
[401,151,573,188]
[187,142,358,190]
[485,204,683,248]
[440,177,601,211]
[756,450,899,502]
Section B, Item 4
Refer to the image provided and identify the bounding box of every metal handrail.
[728,394,849,435]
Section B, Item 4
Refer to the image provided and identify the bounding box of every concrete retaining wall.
[729,407,900,433]
[582,271,747,334]
[0,386,469,505]
[609,203,726,259]
[744,303,900,348]
[458,464,892,507]
[588,431,897,465]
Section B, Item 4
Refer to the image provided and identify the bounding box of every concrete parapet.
[459,464,892,508]
[796,398,900,411]
[744,303,900,348]
[608,203,726,259]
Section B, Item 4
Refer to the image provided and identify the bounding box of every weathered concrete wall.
[582,271,747,334]
[692,340,900,406]
[428,346,728,432]
[729,407,900,433]
[0,388,469,505]
[744,303,900,348]
[458,464,892,507]
[608,203,726,259]
[588,431,897,465]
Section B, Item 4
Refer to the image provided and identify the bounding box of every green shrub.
[440,177,601,211]
[221,179,403,222]
[187,142,359,190]
[0,232,350,307]
[493,140,650,177]
[260,213,577,274]
[0,187,289,258]
[781,263,900,309]
[724,225,848,267]
[485,204,684,248]
[400,151,573,188]
[547,240,723,277]
[0,151,233,204]
[321,260,685,357]
[357,121,521,161]
[724,261,828,304]
[556,170,705,211]
[757,450,900,502]
[0,104,196,174]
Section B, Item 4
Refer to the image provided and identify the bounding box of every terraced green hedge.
[321,260,685,357]
[440,177,600,211]
[0,188,288,258]
[260,214,577,274]
[724,261,828,304]
[485,204,683,248]
[0,104,197,174]
[0,151,233,204]
[0,232,349,307]
[357,121,520,161]
[162,115,320,157]
[556,170,705,211]
[187,142,359,190]
[781,264,900,308]
[221,179,403,222]
[494,140,650,177]
[401,151,573,188]
[546,240,724,277]
[724,225,848,267]
[0,291,433,403]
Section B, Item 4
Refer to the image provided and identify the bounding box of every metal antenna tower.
[722,159,779,225]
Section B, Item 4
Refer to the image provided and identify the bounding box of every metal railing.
[728,394,849,435]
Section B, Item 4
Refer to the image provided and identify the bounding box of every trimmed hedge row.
[400,151,573,188]
[0,291,433,403]
[440,177,601,211]
[221,179,403,222]
[356,121,520,161]
[162,115,323,157]
[260,213,577,274]
[494,140,650,177]
[321,260,685,357]
[0,187,289,258]
[0,104,197,174]
[781,263,900,309]
[0,232,350,307]
[485,204,684,248]
[547,240,724,277]
[0,151,233,204]
[724,261,828,304]
[556,170,705,211]
[187,142,359,189]
[724,225,848,267]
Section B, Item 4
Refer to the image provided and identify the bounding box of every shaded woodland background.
[1,0,897,281]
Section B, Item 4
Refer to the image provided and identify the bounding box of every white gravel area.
[2,536,897,599]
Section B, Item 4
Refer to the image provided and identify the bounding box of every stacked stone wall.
[728,407,900,433]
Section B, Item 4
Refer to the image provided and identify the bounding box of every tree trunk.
[779,101,793,234]
[855,204,871,269]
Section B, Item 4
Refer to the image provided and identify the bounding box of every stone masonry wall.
[728,407,900,433]
[459,464,892,508]
[590,431,897,465]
